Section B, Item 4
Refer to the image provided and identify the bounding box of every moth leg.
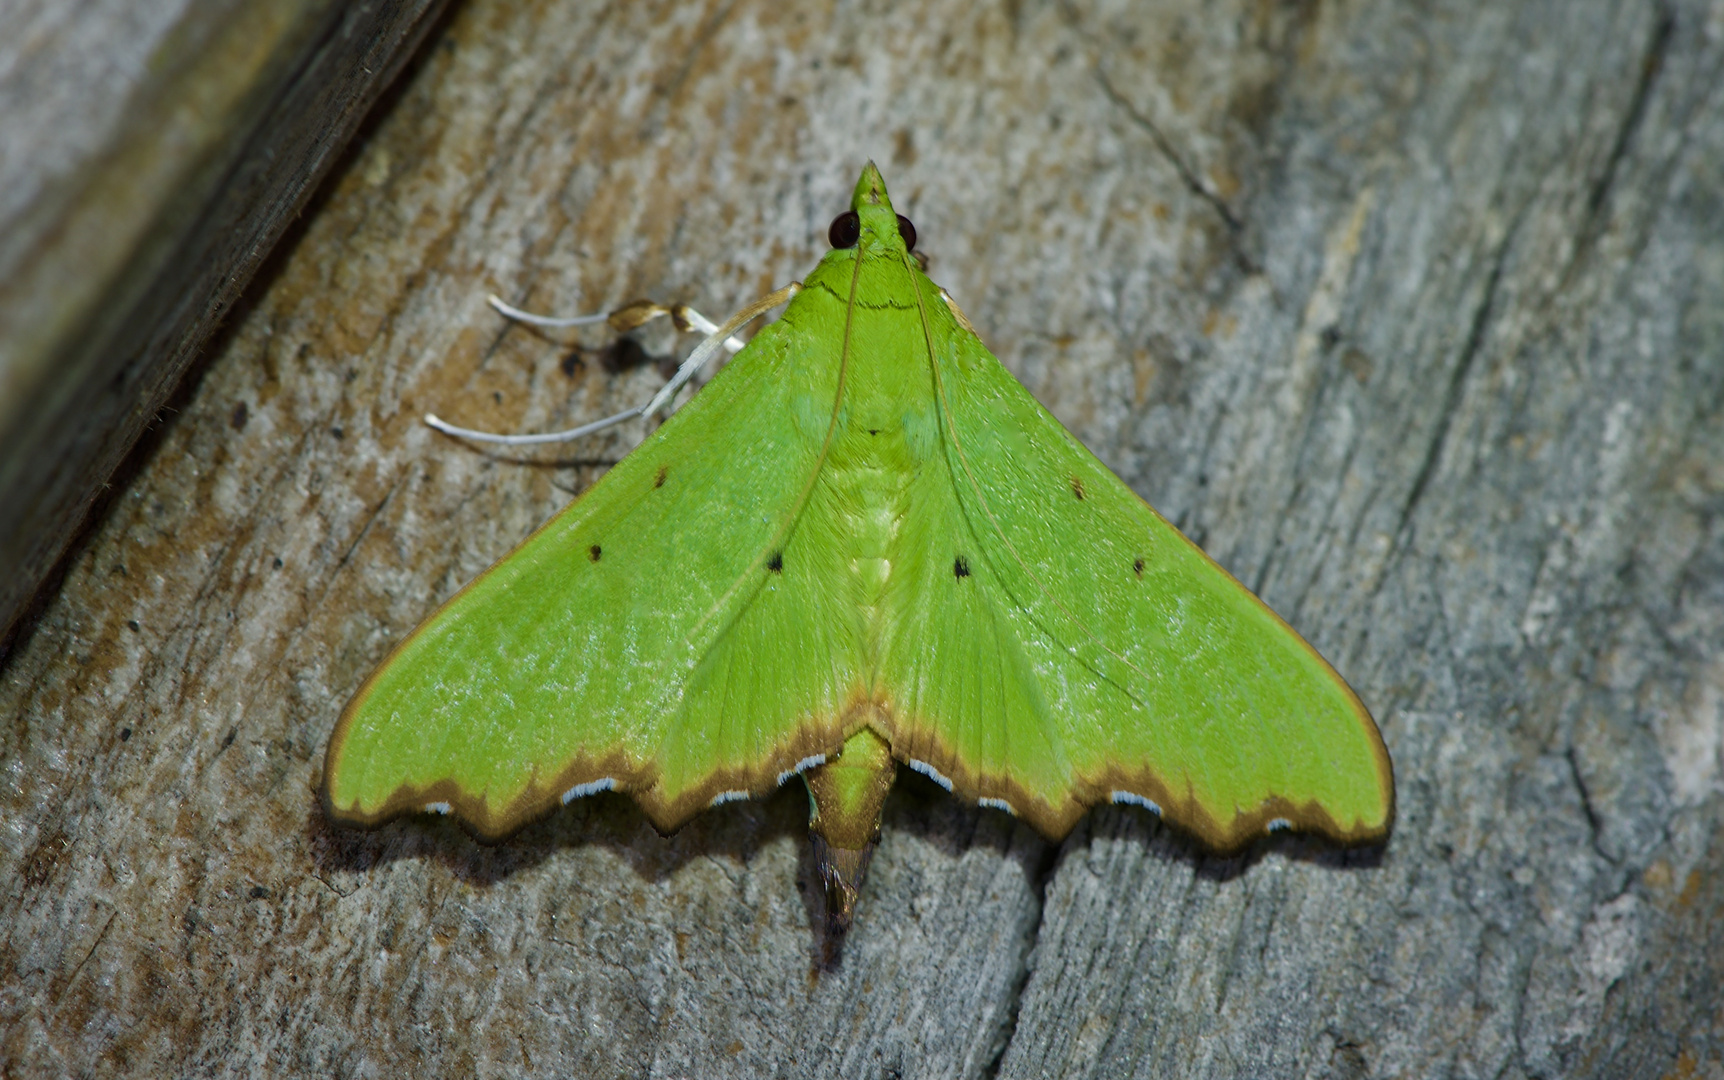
[594,298,749,354]
[485,294,749,354]
[480,293,610,329]
[425,283,801,446]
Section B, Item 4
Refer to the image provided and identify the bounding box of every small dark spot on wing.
[589,544,602,562]
[768,551,784,573]
[954,556,971,578]
[654,464,668,488]
[1070,477,1085,500]
[1133,557,1145,577]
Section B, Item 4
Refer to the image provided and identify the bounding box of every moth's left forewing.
[897,284,1392,849]
[324,298,867,839]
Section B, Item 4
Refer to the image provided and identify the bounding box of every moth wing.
[324,300,862,838]
[879,293,1393,848]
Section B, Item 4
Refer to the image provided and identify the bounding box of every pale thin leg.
[483,294,609,327]
[485,294,748,352]
[425,283,802,446]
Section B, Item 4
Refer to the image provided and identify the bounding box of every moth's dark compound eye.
[896,214,917,252]
[828,210,861,249]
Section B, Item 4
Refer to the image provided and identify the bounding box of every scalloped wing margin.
[873,278,1393,850]
[322,277,873,840]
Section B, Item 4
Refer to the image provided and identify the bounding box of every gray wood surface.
[2,0,1720,1076]
[0,0,452,645]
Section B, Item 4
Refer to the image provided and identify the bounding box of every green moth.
[322,163,1393,930]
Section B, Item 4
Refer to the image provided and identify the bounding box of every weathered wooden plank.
[1,0,1719,1076]
[1002,1,1724,1076]
[0,0,453,644]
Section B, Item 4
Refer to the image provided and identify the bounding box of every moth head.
[830,161,916,254]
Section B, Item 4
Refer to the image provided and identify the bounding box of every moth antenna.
[426,282,803,445]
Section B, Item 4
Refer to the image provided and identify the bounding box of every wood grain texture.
[2,0,1720,1076]
[0,0,453,644]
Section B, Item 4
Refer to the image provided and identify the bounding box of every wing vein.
[902,250,1157,708]
[680,272,856,658]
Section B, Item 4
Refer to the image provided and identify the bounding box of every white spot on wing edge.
[978,797,1015,815]
[776,754,828,786]
[908,759,953,791]
[561,778,615,805]
[424,802,452,815]
[1111,791,1162,815]
[1267,817,1293,833]
[710,790,749,807]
